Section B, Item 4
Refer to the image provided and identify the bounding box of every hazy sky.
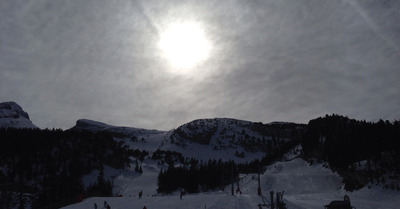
[1,0,399,130]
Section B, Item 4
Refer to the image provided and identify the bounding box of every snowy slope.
[265,158,400,209]
[0,101,38,129]
[2,103,398,208]
[61,118,399,209]
[158,118,303,162]
[167,118,276,148]
[70,118,303,162]
[70,118,268,162]
[262,158,342,195]
[62,156,400,209]
[70,119,169,151]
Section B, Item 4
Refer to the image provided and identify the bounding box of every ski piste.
[62,158,400,209]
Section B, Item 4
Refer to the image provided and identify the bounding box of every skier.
[104,201,107,208]
[94,202,97,209]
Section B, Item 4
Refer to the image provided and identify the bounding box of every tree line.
[301,114,400,190]
[0,128,134,209]
[156,135,301,194]
[157,159,238,194]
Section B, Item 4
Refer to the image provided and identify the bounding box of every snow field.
[63,156,400,209]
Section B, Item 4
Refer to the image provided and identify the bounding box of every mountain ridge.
[1,102,399,209]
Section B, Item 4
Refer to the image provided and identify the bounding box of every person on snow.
[180,190,185,199]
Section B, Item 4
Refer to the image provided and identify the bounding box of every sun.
[159,21,211,70]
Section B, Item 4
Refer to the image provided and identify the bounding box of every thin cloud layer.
[1,0,399,130]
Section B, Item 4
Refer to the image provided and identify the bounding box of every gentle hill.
[70,119,165,136]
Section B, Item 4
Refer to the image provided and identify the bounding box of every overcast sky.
[1,0,399,130]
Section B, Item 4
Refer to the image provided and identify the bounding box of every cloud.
[1,0,399,130]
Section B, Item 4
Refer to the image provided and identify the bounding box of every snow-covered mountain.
[1,103,399,209]
[154,118,303,162]
[0,101,304,154]
[0,102,302,164]
[0,101,38,129]
[168,118,303,149]
[69,117,305,162]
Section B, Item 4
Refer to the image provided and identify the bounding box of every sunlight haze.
[1,0,399,130]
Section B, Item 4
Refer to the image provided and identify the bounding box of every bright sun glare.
[159,21,211,70]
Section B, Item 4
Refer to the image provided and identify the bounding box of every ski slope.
[62,157,400,209]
